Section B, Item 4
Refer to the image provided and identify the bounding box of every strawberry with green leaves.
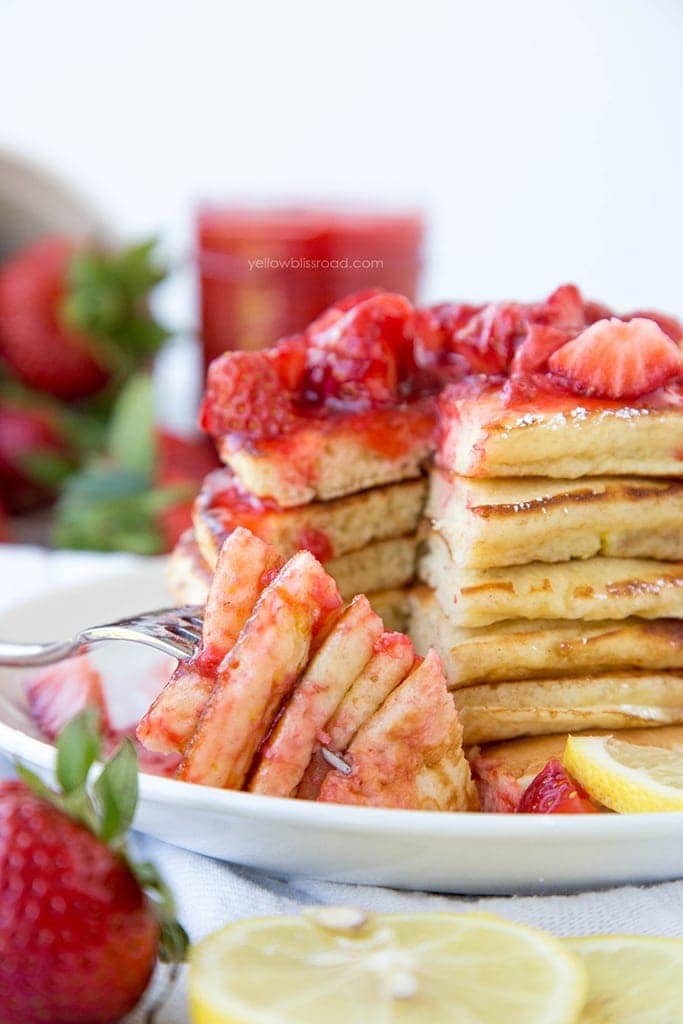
[54,373,219,554]
[0,711,187,1024]
[0,395,76,513]
[0,236,169,400]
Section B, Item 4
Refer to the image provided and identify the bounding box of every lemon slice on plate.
[566,935,683,1023]
[189,908,585,1024]
[563,735,683,812]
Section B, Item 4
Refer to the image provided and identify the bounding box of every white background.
[1,0,682,319]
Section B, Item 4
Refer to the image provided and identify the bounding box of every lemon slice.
[566,935,683,1023]
[563,734,683,812]
[189,908,585,1024]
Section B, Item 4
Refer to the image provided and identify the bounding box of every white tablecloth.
[1,545,681,1023]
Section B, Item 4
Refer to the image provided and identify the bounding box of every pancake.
[169,532,411,634]
[469,726,683,812]
[454,673,683,744]
[427,469,683,569]
[172,525,415,603]
[296,631,415,801]
[438,378,683,479]
[365,588,409,633]
[419,529,683,627]
[318,650,478,811]
[194,468,426,570]
[140,528,284,756]
[326,535,417,599]
[220,402,436,507]
[177,550,343,789]
[408,586,683,686]
[249,595,383,798]
[167,529,214,605]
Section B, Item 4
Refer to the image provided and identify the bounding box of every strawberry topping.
[517,759,599,814]
[416,285,588,379]
[532,283,586,333]
[200,336,306,442]
[201,285,683,448]
[302,292,415,406]
[548,317,683,400]
[509,324,570,375]
[26,655,110,741]
[624,309,683,344]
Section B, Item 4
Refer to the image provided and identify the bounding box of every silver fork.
[0,605,204,667]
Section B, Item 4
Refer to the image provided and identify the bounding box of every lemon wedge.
[566,935,683,1023]
[189,908,585,1024]
[563,734,683,812]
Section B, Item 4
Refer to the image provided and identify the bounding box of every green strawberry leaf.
[53,459,189,555]
[53,465,166,554]
[131,859,189,963]
[61,238,171,378]
[106,372,155,476]
[56,708,102,794]
[15,762,61,806]
[19,450,75,488]
[158,919,190,964]
[94,737,138,844]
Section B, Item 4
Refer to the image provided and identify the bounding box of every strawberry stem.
[60,239,171,381]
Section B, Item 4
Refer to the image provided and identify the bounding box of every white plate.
[0,562,681,896]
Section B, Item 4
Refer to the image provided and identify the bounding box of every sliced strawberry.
[508,285,585,374]
[510,325,570,375]
[303,292,414,405]
[584,299,613,324]
[517,759,599,814]
[413,303,481,368]
[624,309,682,344]
[200,336,306,441]
[452,302,525,374]
[534,283,586,333]
[307,288,386,335]
[548,317,683,400]
[26,655,110,741]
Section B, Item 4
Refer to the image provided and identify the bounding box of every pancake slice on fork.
[137,527,283,754]
[248,596,383,797]
[177,551,343,789]
[318,649,477,811]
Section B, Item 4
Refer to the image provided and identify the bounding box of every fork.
[0,603,354,776]
[0,605,205,667]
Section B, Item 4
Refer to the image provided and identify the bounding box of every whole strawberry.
[0,236,169,400]
[0,398,75,512]
[0,712,187,1024]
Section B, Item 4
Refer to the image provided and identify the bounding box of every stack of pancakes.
[170,454,427,633]
[410,380,683,748]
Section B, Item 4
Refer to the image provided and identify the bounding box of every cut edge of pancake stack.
[140,526,477,812]
[409,327,683,809]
